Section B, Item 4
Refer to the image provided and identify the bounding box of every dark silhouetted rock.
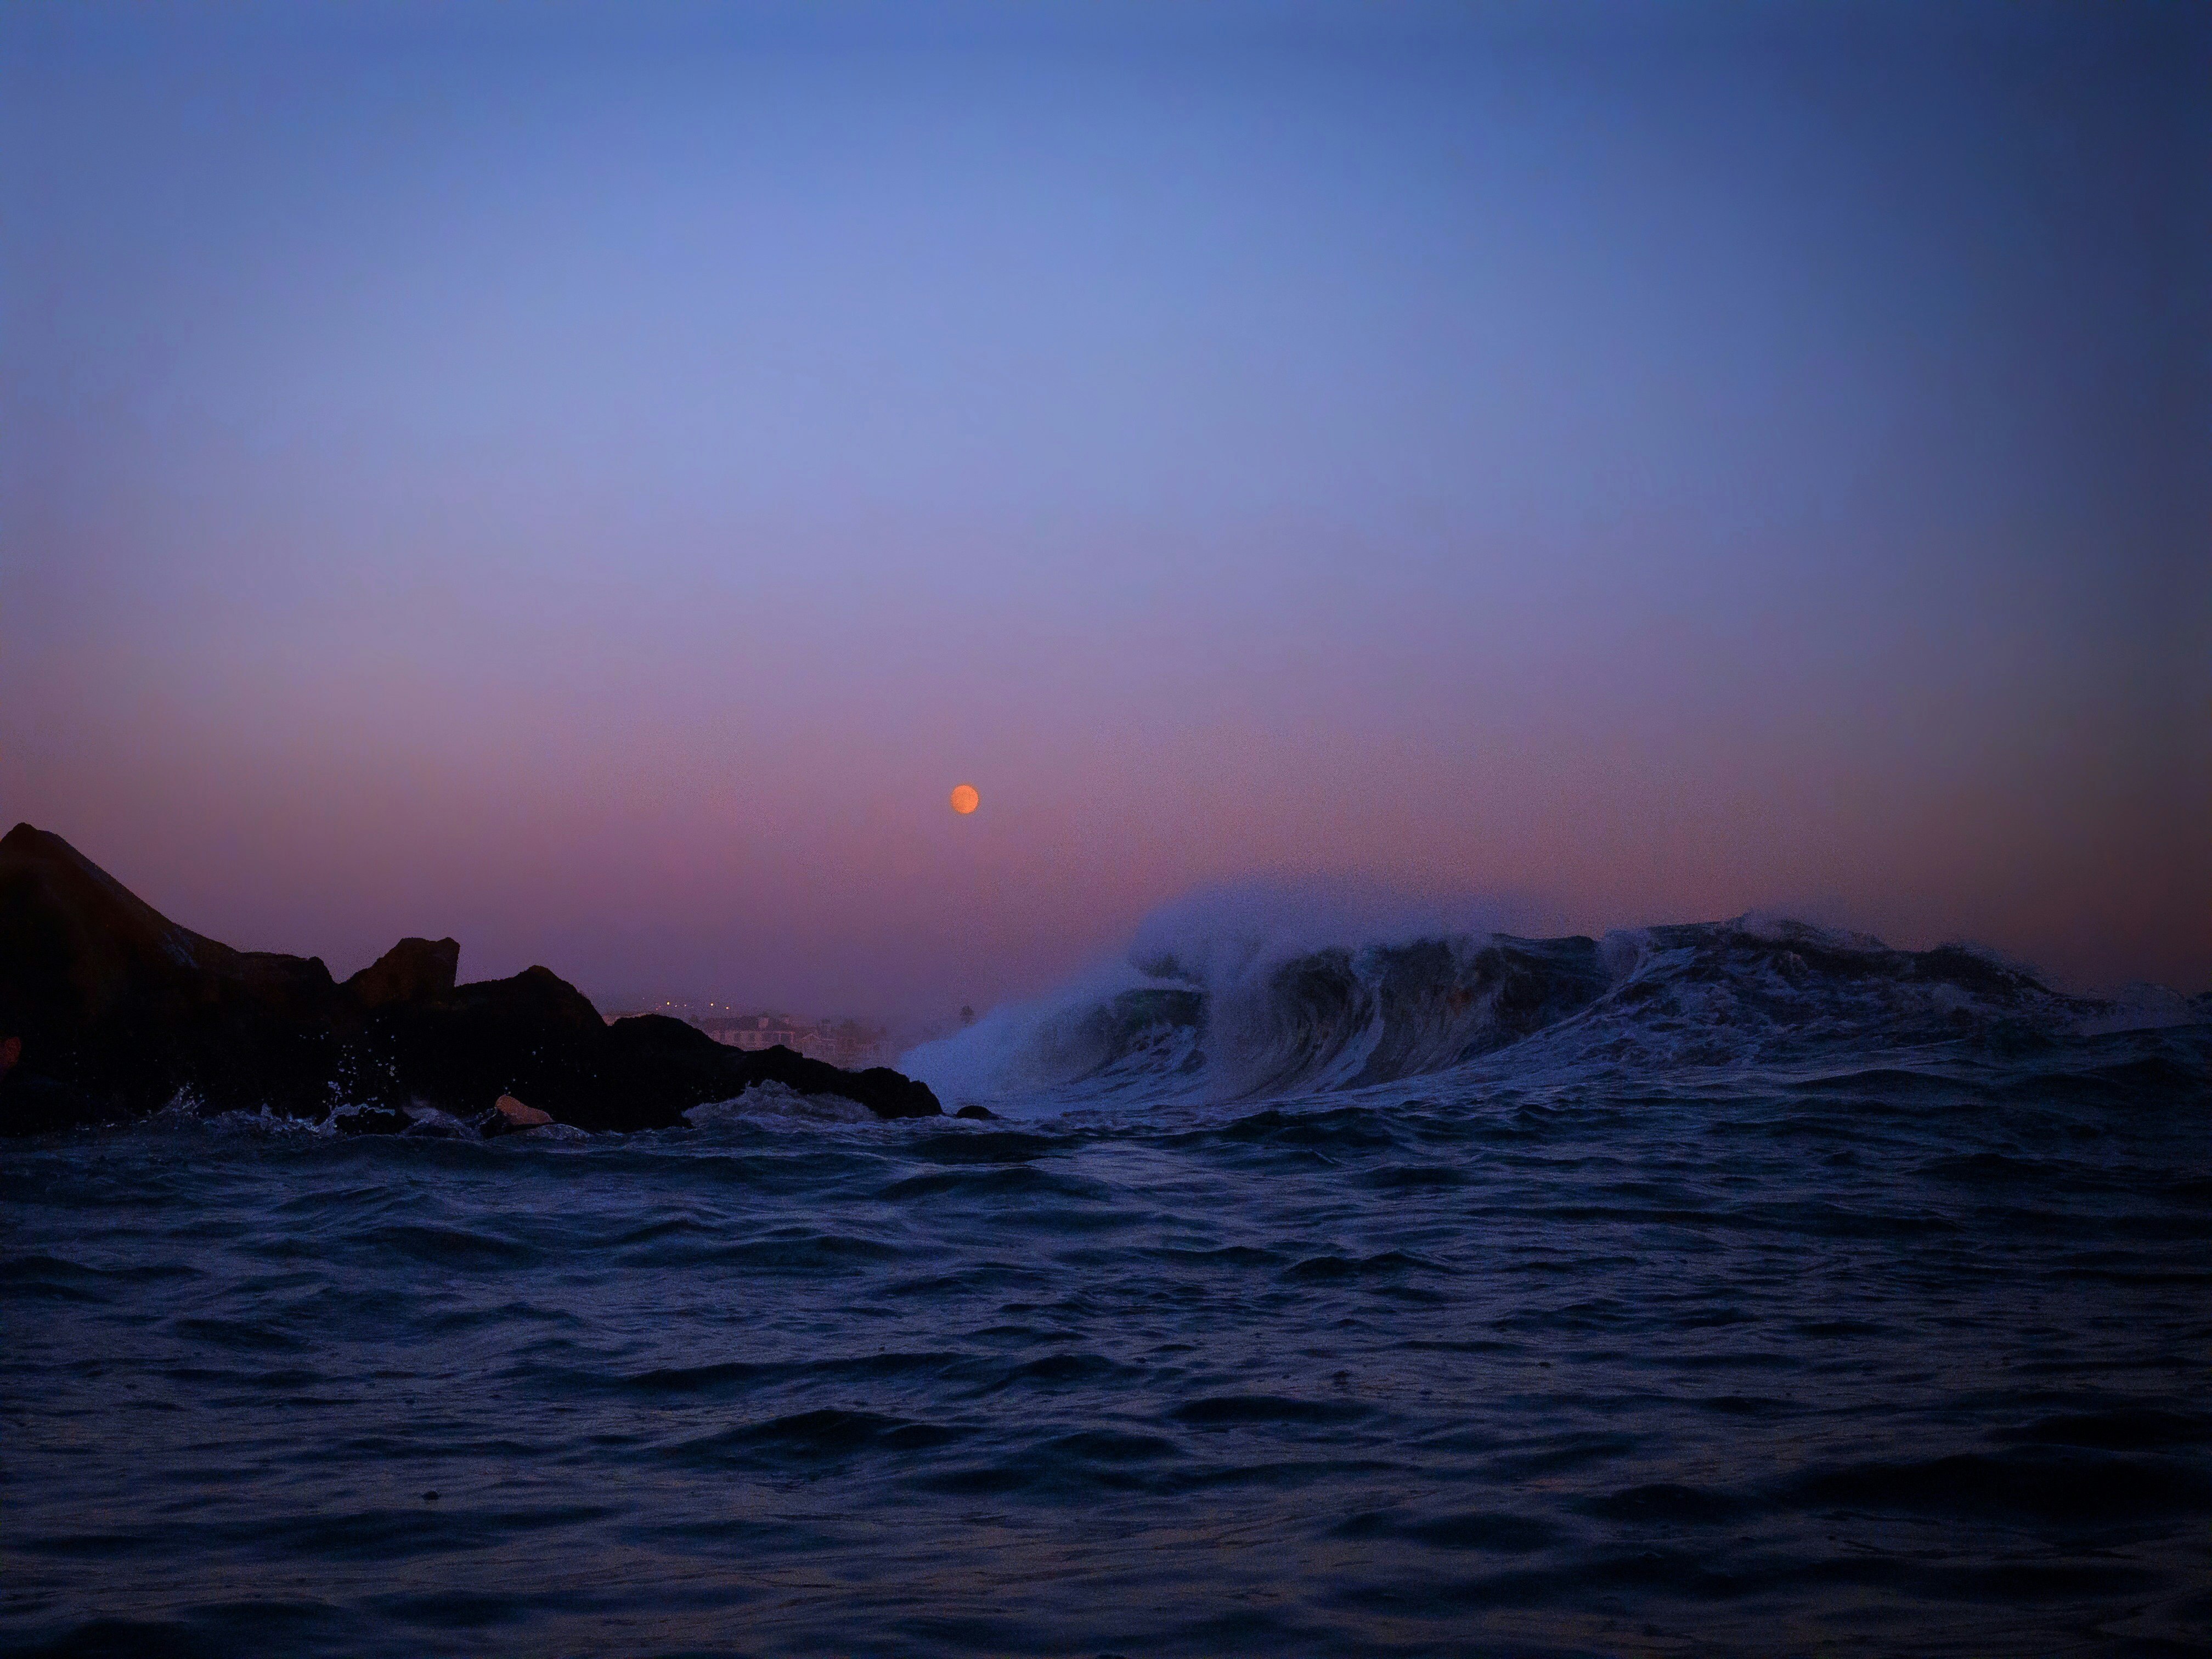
[347,937,459,1008]
[955,1104,997,1120]
[0,823,940,1136]
[0,823,342,1126]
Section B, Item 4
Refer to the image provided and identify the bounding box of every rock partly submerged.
[0,823,940,1137]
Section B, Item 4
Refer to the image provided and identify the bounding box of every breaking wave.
[900,898,2195,1114]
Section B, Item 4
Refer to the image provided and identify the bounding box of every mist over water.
[900,879,1554,1109]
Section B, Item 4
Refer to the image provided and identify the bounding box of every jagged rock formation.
[0,823,939,1136]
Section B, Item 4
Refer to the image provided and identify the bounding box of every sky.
[3,1,2206,1016]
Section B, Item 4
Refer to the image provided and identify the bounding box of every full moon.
[949,783,980,815]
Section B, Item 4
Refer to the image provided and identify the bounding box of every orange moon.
[949,783,980,815]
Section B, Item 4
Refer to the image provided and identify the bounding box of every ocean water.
[5,924,2210,1658]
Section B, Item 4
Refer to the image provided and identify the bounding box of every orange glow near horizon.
[949,784,980,816]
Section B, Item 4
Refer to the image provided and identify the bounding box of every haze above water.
[4,1,2205,1017]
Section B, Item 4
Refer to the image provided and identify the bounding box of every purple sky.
[5,2,2206,1014]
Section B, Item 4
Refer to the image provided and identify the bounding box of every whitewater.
[5,915,2209,1658]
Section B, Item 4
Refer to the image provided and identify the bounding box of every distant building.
[600,1003,888,1066]
[706,1014,804,1052]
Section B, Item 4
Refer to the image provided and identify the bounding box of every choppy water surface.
[6,1024,2210,1658]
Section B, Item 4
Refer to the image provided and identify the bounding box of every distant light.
[950,783,980,815]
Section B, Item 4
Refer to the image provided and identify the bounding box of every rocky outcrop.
[347,937,459,1008]
[0,823,940,1136]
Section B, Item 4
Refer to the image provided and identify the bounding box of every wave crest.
[899,904,2165,1113]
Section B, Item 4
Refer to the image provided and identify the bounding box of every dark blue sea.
[6,923,2210,1658]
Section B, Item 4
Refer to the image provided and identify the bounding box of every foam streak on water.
[4,929,2210,1657]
